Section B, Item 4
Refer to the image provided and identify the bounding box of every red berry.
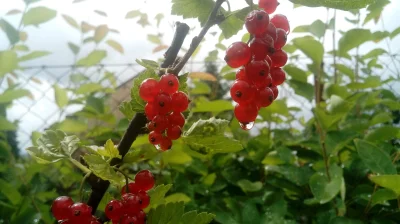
[139,79,159,102]
[121,182,141,195]
[274,28,287,50]
[120,215,138,224]
[137,191,150,209]
[270,50,288,67]
[69,202,92,223]
[234,103,259,123]
[160,136,172,151]
[91,216,101,224]
[167,125,182,140]
[255,87,274,108]
[122,193,142,214]
[265,55,272,67]
[144,103,157,120]
[51,196,74,220]
[271,14,290,33]
[146,121,155,131]
[245,10,270,36]
[171,91,189,112]
[136,210,146,223]
[169,112,185,127]
[152,115,169,132]
[105,200,124,221]
[245,59,270,85]
[148,131,163,145]
[135,170,155,191]
[159,74,179,94]
[224,42,251,68]
[259,0,279,14]
[230,80,255,104]
[257,74,273,89]
[270,67,286,86]
[235,68,249,82]
[154,93,172,115]
[271,85,279,100]
[249,36,274,60]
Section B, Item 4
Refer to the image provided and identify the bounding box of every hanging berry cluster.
[224,0,289,130]
[51,197,100,224]
[139,74,189,150]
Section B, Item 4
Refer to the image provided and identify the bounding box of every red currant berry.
[256,87,274,108]
[159,74,179,94]
[257,74,273,89]
[139,79,159,102]
[235,68,249,82]
[245,10,270,36]
[105,200,124,221]
[148,131,163,145]
[152,115,169,132]
[120,215,138,224]
[135,170,155,191]
[171,91,189,112]
[270,85,279,100]
[136,210,146,223]
[122,193,142,214]
[234,103,259,123]
[137,191,150,209]
[144,103,157,120]
[91,216,101,224]
[249,36,274,60]
[121,182,141,195]
[154,93,172,115]
[274,28,287,50]
[245,59,270,84]
[270,50,288,67]
[230,80,255,104]
[270,67,286,86]
[271,14,290,33]
[51,196,74,220]
[146,121,155,131]
[160,136,172,151]
[259,0,279,14]
[265,55,272,67]
[168,112,185,127]
[167,125,182,140]
[224,42,251,68]
[69,202,92,223]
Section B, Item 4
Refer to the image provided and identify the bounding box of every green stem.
[69,158,91,174]
[113,167,131,193]
[79,172,92,202]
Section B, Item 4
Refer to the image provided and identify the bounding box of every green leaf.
[53,84,68,108]
[372,31,390,42]
[147,184,173,210]
[288,0,374,10]
[62,14,79,29]
[309,164,343,204]
[237,179,262,192]
[94,10,107,17]
[338,29,372,56]
[94,25,109,43]
[334,64,355,81]
[77,50,107,66]
[369,175,400,196]
[362,48,387,60]
[0,115,16,131]
[180,210,215,224]
[6,9,22,15]
[314,107,343,131]
[191,98,233,114]
[355,139,396,174]
[162,147,192,165]
[119,101,135,119]
[0,179,22,205]
[325,130,358,155]
[0,50,18,77]
[178,73,188,93]
[219,15,243,39]
[242,201,261,224]
[165,193,191,204]
[147,202,185,224]
[76,83,104,95]
[125,10,141,19]
[183,118,243,155]
[129,69,159,112]
[365,126,400,142]
[347,76,381,90]
[370,112,392,126]
[190,80,211,95]
[293,20,326,38]
[95,139,121,159]
[23,7,57,26]
[288,79,314,101]
[106,39,124,54]
[12,45,29,52]
[70,73,89,83]
[147,34,162,44]
[83,154,124,185]
[171,0,214,25]
[0,89,30,103]
[283,64,308,83]
[371,189,397,207]
[58,119,87,133]
[68,42,80,55]
[19,51,51,62]
[292,36,324,66]
[26,130,80,163]
[135,59,159,70]
[0,19,20,45]
[390,26,400,39]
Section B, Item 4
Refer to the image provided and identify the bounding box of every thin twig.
[332,10,337,84]
[79,172,92,202]
[113,167,131,193]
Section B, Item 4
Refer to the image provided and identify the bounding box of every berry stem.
[113,166,132,193]
[79,171,92,202]
[171,0,227,75]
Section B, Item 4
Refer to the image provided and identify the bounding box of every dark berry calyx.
[235,91,243,98]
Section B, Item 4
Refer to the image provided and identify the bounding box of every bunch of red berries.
[51,197,100,224]
[224,0,289,129]
[139,74,189,150]
[105,170,155,224]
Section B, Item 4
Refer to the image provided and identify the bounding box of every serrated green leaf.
[77,50,107,66]
[129,69,159,112]
[288,0,374,10]
[309,164,343,204]
[165,193,191,204]
[0,19,20,45]
[338,29,372,56]
[242,201,261,224]
[325,130,358,155]
[147,184,173,210]
[180,211,215,224]
[314,107,344,131]
[356,139,396,174]
[369,175,400,196]
[0,89,30,103]
[76,83,104,94]
[283,64,308,83]
[23,7,57,26]
[178,73,188,93]
[147,202,185,224]
[136,59,159,70]
[371,189,397,207]
[237,179,262,192]
[288,79,314,101]
[292,36,324,66]
[0,50,18,77]
[106,39,124,54]
[58,119,87,133]
[119,101,135,119]
[219,14,243,39]
[171,0,214,25]
[83,154,124,185]
[95,139,121,159]
[53,84,68,108]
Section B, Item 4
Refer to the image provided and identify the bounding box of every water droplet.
[240,122,254,130]
[154,144,161,150]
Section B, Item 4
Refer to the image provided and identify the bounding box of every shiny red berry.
[137,191,150,209]
[265,55,272,67]
[169,112,185,127]
[105,200,124,221]
[154,93,172,115]
[121,182,141,195]
[51,196,74,220]
[259,0,279,14]
[267,23,277,41]
[167,125,182,140]
[245,59,270,84]
[144,103,157,120]
[120,215,138,224]
[159,74,179,94]
[249,36,274,60]
[146,121,155,131]
[148,131,163,145]
[69,202,92,223]
[271,85,279,100]
[234,103,259,123]
[152,115,169,132]
[271,50,288,67]
[139,79,159,102]
[235,68,249,82]
[230,80,255,104]
[136,210,146,223]
[256,74,273,89]
[171,91,189,112]
[256,87,274,108]
[245,10,270,36]
[122,193,142,214]
[224,42,251,68]
[160,136,172,151]
[270,67,286,86]
[274,28,287,49]
[135,170,155,191]
[271,14,290,33]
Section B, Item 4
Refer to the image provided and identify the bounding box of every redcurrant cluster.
[51,197,100,224]
[105,170,155,224]
[139,74,189,150]
[224,0,289,129]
